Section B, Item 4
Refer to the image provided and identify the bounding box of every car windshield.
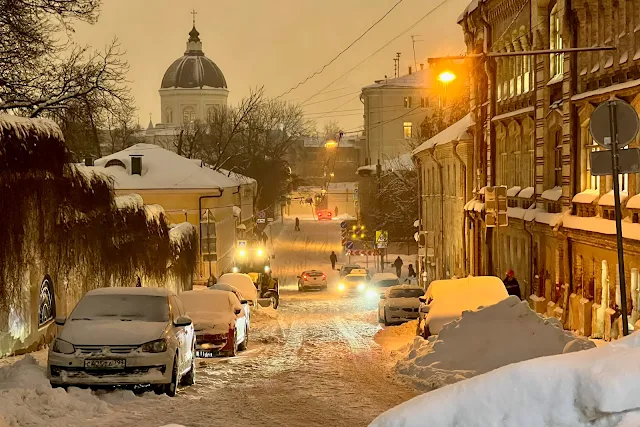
[373,279,400,287]
[389,289,424,299]
[70,295,169,322]
[345,275,365,283]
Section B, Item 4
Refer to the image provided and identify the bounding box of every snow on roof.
[627,194,640,209]
[541,186,563,201]
[114,194,144,210]
[573,189,600,204]
[413,114,473,155]
[491,106,534,122]
[506,186,521,197]
[218,168,257,185]
[0,114,64,141]
[363,68,435,90]
[563,215,640,240]
[598,190,628,206]
[535,210,566,227]
[507,206,529,219]
[389,284,423,291]
[91,144,239,190]
[86,287,173,297]
[232,206,242,218]
[357,153,414,174]
[572,78,640,101]
[518,186,535,199]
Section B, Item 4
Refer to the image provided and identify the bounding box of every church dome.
[160,26,227,90]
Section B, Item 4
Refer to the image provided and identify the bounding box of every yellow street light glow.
[338,283,345,291]
[352,234,357,239]
[352,225,357,230]
[360,233,365,238]
[360,225,365,230]
[239,250,246,257]
[257,249,264,257]
[438,71,457,84]
[325,140,338,148]
[232,266,239,273]
[330,172,335,178]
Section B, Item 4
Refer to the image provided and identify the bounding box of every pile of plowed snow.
[396,296,595,390]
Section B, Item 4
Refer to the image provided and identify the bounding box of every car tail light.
[322,273,326,280]
[303,274,308,281]
[318,212,323,216]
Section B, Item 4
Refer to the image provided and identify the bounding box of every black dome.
[160,26,227,89]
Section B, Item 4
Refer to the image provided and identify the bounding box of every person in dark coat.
[294,217,300,231]
[136,276,142,287]
[329,251,338,270]
[393,256,404,278]
[503,270,521,300]
[407,264,416,278]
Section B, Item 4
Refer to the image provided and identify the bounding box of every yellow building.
[87,143,255,283]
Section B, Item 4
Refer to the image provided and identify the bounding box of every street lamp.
[437,71,457,84]
[325,139,338,149]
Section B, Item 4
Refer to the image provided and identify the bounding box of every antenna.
[411,35,422,71]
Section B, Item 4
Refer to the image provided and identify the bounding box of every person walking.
[503,270,521,300]
[330,251,338,270]
[393,256,404,278]
[334,206,339,217]
[294,217,300,231]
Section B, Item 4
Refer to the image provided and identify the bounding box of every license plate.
[196,351,215,358]
[84,359,125,369]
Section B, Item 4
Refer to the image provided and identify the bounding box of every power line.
[299,0,453,106]
[277,0,407,99]
[302,90,362,107]
[343,106,423,134]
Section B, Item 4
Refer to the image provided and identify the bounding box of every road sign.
[590,99,640,149]
[267,218,274,223]
[340,221,347,229]
[376,230,388,248]
[257,210,266,219]
[591,148,640,175]
[345,241,354,250]
[257,218,266,224]
[237,240,247,248]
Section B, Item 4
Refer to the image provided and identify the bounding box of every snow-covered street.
[0,219,417,427]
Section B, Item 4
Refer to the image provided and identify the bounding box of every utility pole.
[411,35,422,71]
[396,52,401,77]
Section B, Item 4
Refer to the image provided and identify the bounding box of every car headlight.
[257,249,264,257]
[264,265,270,273]
[52,338,75,354]
[357,283,365,291]
[338,283,345,291]
[140,338,168,353]
[366,289,378,298]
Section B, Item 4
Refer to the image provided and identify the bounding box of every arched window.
[183,107,196,124]
[165,108,173,124]
[38,275,56,327]
[550,3,564,77]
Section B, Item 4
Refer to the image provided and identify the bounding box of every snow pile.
[374,321,418,351]
[114,193,144,210]
[252,306,279,322]
[169,222,195,249]
[396,296,594,391]
[371,331,640,427]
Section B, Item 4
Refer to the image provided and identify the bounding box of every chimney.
[84,156,94,166]
[420,63,424,70]
[129,154,143,175]
[408,66,412,75]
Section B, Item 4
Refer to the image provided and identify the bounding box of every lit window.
[183,107,196,124]
[403,122,413,139]
[404,97,412,108]
[550,3,564,77]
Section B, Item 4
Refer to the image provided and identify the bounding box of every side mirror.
[55,316,66,326]
[234,308,242,315]
[420,306,430,314]
[174,316,192,327]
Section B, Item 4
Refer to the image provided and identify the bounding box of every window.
[420,97,429,108]
[404,96,412,108]
[200,209,217,262]
[550,3,564,77]
[403,122,413,139]
[183,107,196,124]
[206,107,216,122]
[554,129,563,187]
[165,108,173,124]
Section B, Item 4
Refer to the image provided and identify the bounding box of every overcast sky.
[73,0,469,133]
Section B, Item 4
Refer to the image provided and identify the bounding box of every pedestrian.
[330,251,338,270]
[294,217,300,231]
[393,256,403,278]
[334,206,339,217]
[503,270,522,300]
[407,264,416,278]
[136,276,142,287]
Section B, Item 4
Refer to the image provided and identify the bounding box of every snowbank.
[374,321,418,351]
[395,296,594,391]
[372,328,640,427]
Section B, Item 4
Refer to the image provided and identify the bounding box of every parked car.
[317,209,333,220]
[339,264,362,278]
[416,276,509,338]
[208,283,251,329]
[47,287,195,396]
[179,289,248,357]
[368,273,401,297]
[338,272,370,294]
[378,284,425,325]
[218,273,258,306]
[297,270,327,291]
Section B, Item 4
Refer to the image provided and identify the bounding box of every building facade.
[418,0,640,339]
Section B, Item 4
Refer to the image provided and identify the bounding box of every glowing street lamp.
[437,71,457,84]
[325,139,338,149]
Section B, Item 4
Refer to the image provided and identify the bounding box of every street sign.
[267,218,274,223]
[257,218,266,224]
[257,210,266,219]
[376,230,388,248]
[591,148,640,175]
[345,241,354,250]
[340,221,347,229]
[237,240,247,248]
[590,99,640,149]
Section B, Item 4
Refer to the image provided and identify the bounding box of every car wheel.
[298,282,302,292]
[423,325,431,339]
[238,327,248,351]
[378,310,384,324]
[383,310,391,326]
[163,354,179,397]
[180,347,196,386]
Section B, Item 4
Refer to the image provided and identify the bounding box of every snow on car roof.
[86,287,174,297]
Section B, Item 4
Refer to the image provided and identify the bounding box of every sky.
[72,0,469,133]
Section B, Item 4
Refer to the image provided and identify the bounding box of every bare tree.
[322,120,341,142]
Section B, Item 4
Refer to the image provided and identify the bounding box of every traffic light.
[351,224,366,240]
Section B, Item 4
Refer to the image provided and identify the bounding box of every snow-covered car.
[339,264,362,278]
[47,287,196,396]
[179,289,248,357]
[338,273,369,294]
[368,273,401,297]
[207,283,251,329]
[417,276,509,338]
[378,285,425,325]
[218,272,258,306]
[297,270,327,291]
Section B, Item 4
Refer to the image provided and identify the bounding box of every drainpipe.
[199,189,225,281]
[524,220,534,299]
[426,147,445,280]
[452,141,467,276]
[415,156,424,287]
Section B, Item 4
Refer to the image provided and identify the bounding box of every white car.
[378,285,425,325]
[368,273,401,297]
[218,273,258,306]
[208,283,251,327]
[47,287,195,396]
[297,270,328,291]
[417,276,509,338]
[338,273,369,294]
[179,289,248,357]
